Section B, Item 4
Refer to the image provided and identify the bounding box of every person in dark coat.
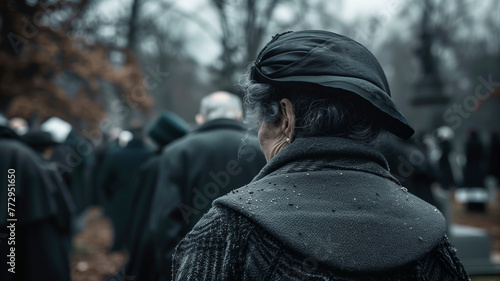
[97,126,153,251]
[50,127,91,215]
[90,130,121,207]
[20,129,60,159]
[433,126,457,190]
[0,125,76,281]
[384,135,437,208]
[462,129,485,188]
[172,30,469,280]
[123,112,190,281]
[150,91,266,280]
[487,132,500,180]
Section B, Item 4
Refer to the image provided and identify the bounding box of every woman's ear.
[279,98,295,141]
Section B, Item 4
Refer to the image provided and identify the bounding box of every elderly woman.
[172,30,469,280]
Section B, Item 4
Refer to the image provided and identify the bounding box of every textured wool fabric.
[251,30,414,139]
[173,206,469,280]
[173,136,470,280]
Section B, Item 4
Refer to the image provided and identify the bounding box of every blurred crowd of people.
[384,126,500,213]
[0,91,267,281]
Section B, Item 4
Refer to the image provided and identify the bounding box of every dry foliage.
[0,0,153,130]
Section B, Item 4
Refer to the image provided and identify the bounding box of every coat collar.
[254,136,399,185]
[194,118,245,133]
[126,138,147,149]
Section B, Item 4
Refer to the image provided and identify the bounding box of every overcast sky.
[95,0,496,65]
[96,0,398,64]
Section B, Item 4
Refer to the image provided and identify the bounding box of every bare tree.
[208,0,313,92]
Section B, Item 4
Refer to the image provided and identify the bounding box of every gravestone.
[432,188,500,275]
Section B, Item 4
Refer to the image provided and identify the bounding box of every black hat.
[148,111,190,147]
[21,130,59,150]
[251,30,414,139]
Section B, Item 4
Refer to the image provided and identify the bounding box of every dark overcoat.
[150,118,266,280]
[0,126,75,281]
[51,130,90,214]
[463,133,485,187]
[123,155,161,281]
[98,138,153,251]
[173,137,470,280]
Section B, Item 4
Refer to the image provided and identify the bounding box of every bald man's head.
[196,91,242,125]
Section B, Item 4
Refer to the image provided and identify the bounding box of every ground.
[71,191,500,281]
[71,208,127,281]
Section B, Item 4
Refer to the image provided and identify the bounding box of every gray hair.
[239,68,383,144]
[199,91,242,121]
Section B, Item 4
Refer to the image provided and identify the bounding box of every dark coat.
[0,126,75,281]
[463,133,485,187]
[487,133,500,179]
[173,137,469,280]
[51,130,90,214]
[88,140,114,207]
[438,140,456,189]
[123,155,161,281]
[150,118,266,280]
[98,138,153,251]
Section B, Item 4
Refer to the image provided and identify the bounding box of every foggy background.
[1,0,498,149]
